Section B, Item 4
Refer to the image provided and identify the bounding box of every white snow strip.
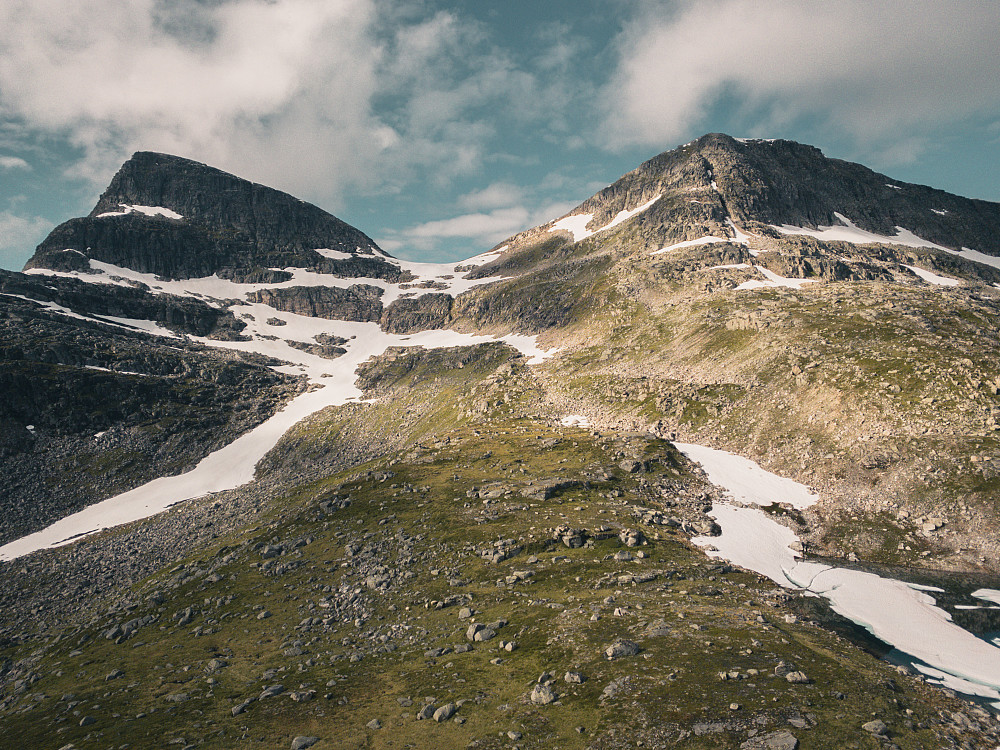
[96,204,183,220]
[736,267,819,291]
[705,263,751,271]
[886,184,902,190]
[956,247,1000,271]
[462,246,507,266]
[560,415,591,428]
[26,254,508,307]
[906,582,946,593]
[903,265,960,287]
[650,236,729,255]
[674,443,817,509]
[932,209,949,216]
[973,589,1000,606]
[601,195,661,232]
[549,195,661,243]
[726,218,751,245]
[954,605,1000,610]
[313,248,354,260]
[772,212,952,252]
[548,213,596,242]
[0,297,558,561]
[683,442,1000,705]
[0,293,178,338]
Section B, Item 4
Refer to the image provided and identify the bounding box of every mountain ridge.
[4,135,1000,748]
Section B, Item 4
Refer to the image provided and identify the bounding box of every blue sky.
[1,0,999,269]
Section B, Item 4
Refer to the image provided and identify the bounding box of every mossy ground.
[0,413,989,749]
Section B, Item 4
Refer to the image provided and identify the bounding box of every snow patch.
[549,195,661,243]
[548,213,595,242]
[705,263,750,271]
[903,265,960,287]
[313,248,354,260]
[96,204,183,220]
[973,589,1000,606]
[560,415,591,428]
[682,442,1000,706]
[736,267,819,291]
[674,443,817,510]
[650,236,728,255]
[772,212,951,252]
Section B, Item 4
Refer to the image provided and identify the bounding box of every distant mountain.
[25,151,403,282]
[498,133,1000,257]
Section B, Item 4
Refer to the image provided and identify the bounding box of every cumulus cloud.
[0,211,51,269]
[0,156,30,170]
[0,0,552,209]
[605,0,1000,152]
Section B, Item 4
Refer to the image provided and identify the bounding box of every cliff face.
[25,151,400,281]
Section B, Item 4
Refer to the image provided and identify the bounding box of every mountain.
[3,138,1000,749]
[25,151,401,282]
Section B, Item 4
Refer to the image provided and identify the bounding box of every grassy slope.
[1,344,995,749]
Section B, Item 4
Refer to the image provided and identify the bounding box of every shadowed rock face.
[25,151,402,281]
[246,285,385,322]
[380,293,453,334]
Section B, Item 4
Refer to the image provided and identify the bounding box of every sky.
[1,0,999,269]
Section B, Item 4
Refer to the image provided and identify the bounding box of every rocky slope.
[25,151,403,282]
[3,138,1000,749]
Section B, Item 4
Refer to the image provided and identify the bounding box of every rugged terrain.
[3,135,1000,749]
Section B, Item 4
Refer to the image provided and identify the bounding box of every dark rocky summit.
[24,151,404,281]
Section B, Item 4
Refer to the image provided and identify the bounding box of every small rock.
[416,704,436,720]
[785,671,810,684]
[604,639,640,659]
[508,731,523,740]
[741,729,798,750]
[564,671,585,684]
[290,737,319,750]
[862,719,888,736]
[105,669,124,681]
[366,718,382,730]
[530,684,556,705]
[433,703,457,721]
[79,716,96,727]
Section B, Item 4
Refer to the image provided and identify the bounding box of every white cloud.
[605,0,1000,149]
[385,200,576,252]
[0,156,30,170]
[0,211,51,270]
[0,1,553,210]
[458,182,523,211]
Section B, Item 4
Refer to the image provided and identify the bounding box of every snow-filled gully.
[0,253,556,562]
[675,442,1000,708]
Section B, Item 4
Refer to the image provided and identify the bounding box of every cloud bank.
[606,0,1000,159]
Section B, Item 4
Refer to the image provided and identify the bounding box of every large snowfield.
[677,443,1000,707]
[0,254,556,561]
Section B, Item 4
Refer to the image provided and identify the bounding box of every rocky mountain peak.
[26,151,397,281]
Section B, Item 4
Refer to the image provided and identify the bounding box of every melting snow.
[0,245,560,561]
[549,195,661,243]
[0,293,179,338]
[96,204,183,220]
[903,265,960,287]
[313,248,354,260]
[675,443,817,510]
[650,236,729,255]
[974,589,1000,606]
[560,415,591,428]
[680,442,1000,707]
[772,212,951,252]
[736,267,819,291]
